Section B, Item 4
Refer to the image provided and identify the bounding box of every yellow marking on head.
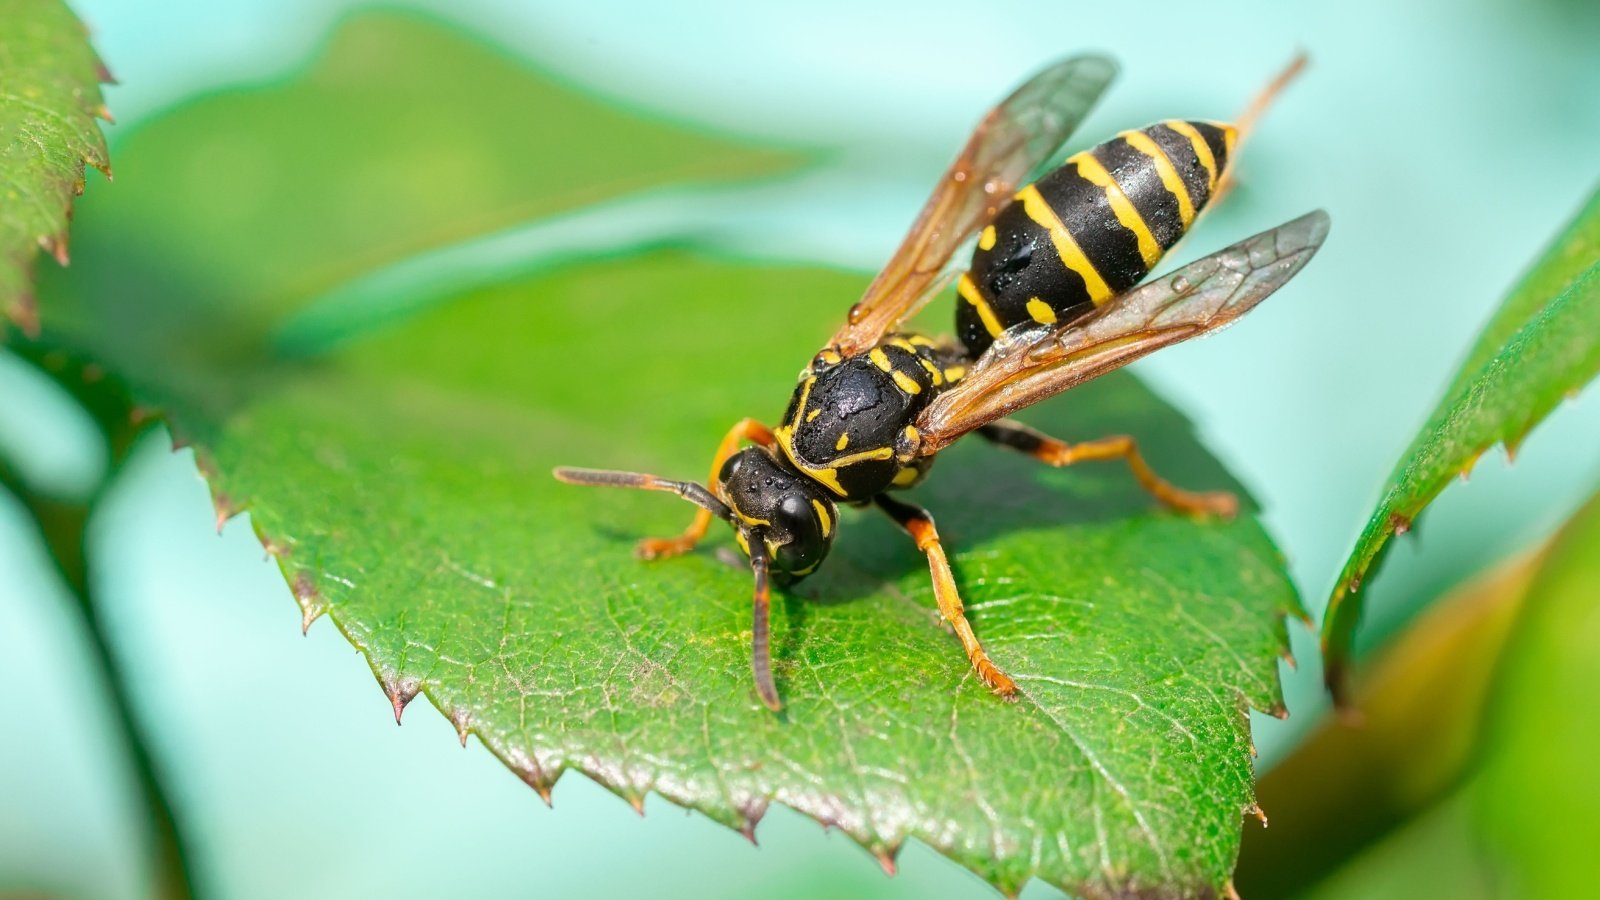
[958,274,1006,337]
[811,499,832,536]
[918,356,944,385]
[734,530,751,556]
[819,348,842,365]
[908,334,937,347]
[1166,120,1218,193]
[887,336,919,354]
[1025,296,1057,325]
[806,408,821,422]
[1015,185,1112,304]
[892,466,921,487]
[891,369,922,394]
[735,509,772,528]
[979,224,997,251]
[869,347,894,372]
[1069,151,1161,268]
[788,377,817,430]
[1121,130,1195,226]
[835,432,850,451]
[944,364,967,382]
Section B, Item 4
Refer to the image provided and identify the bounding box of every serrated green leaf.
[1321,186,1600,689]
[0,0,110,335]
[127,250,1297,898]
[1473,488,1600,897]
[22,13,1302,896]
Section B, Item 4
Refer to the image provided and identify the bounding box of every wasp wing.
[915,210,1330,454]
[827,54,1118,358]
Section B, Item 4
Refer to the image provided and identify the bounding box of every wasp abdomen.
[957,119,1236,357]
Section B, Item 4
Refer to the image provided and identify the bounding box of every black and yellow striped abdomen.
[956,119,1237,357]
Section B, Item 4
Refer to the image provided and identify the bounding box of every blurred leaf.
[1473,488,1600,896]
[1236,548,1544,897]
[18,11,1305,896]
[1301,792,1496,900]
[1322,185,1600,690]
[1266,487,1600,899]
[0,0,110,335]
[17,9,799,376]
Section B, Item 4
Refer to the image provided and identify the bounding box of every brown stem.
[2,457,199,900]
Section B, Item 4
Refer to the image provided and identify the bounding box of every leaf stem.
[1,460,199,900]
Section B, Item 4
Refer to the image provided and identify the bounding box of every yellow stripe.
[1070,151,1161,268]
[811,499,832,537]
[805,408,821,422]
[869,348,894,372]
[958,274,1006,337]
[1016,185,1113,304]
[1166,120,1218,193]
[891,369,922,394]
[1025,296,1057,325]
[1121,130,1195,227]
[978,225,997,251]
[835,432,849,451]
[918,356,944,385]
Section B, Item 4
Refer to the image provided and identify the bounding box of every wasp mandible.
[557,54,1328,710]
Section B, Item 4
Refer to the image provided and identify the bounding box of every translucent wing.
[915,210,1330,454]
[827,54,1118,358]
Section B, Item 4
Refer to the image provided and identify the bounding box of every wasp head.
[717,447,837,581]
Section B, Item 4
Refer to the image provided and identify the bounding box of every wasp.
[556,54,1328,710]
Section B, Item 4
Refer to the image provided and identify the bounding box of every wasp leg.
[978,419,1237,518]
[874,494,1017,698]
[636,418,774,560]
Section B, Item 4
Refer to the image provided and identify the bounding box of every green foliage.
[0,0,110,334]
[1322,186,1600,687]
[1294,487,1600,899]
[16,11,1304,897]
[1474,489,1600,896]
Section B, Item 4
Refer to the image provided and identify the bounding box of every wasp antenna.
[749,543,783,712]
[552,466,733,521]
[1234,51,1308,146]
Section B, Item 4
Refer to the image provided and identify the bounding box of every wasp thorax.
[717,448,838,580]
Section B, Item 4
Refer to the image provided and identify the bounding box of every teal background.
[2,0,1598,897]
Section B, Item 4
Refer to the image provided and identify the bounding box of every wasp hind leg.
[636,418,775,560]
[874,494,1017,698]
[978,419,1237,518]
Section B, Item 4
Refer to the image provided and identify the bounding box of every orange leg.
[636,418,774,559]
[875,494,1017,698]
[978,420,1237,518]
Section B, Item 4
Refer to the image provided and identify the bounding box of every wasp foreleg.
[636,418,775,560]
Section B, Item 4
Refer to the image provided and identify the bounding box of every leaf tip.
[872,843,901,877]
[292,570,327,634]
[37,232,71,267]
[504,749,555,805]
[213,493,239,534]
[1245,802,1268,828]
[738,799,767,845]
[381,674,420,725]
[450,709,471,747]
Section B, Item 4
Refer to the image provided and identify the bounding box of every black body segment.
[774,334,964,500]
[957,119,1237,357]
